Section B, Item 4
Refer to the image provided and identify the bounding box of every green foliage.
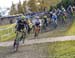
[39,0,49,11]
[22,1,26,14]
[10,0,61,14]
[28,0,38,12]
[57,0,75,8]
[9,2,17,15]
[17,1,24,14]
[10,1,26,15]
[28,0,61,12]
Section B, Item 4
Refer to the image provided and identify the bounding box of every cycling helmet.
[44,15,47,18]
[21,15,25,20]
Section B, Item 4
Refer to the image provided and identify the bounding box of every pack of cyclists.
[13,5,75,51]
[13,15,41,51]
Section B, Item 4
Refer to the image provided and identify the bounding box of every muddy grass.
[1,40,75,58]
[0,43,50,58]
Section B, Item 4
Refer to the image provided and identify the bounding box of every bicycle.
[34,26,40,39]
[13,28,27,52]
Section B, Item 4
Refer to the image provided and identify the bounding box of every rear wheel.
[34,26,40,38]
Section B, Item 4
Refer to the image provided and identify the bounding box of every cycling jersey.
[52,13,57,20]
[16,20,27,32]
[35,19,40,27]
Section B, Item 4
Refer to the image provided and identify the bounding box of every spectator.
[67,5,73,18]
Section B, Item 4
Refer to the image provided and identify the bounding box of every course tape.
[0,23,16,39]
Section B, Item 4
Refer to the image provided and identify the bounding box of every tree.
[57,0,75,8]
[28,0,38,12]
[38,0,59,11]
[22,1,26,14]
[39,0,47,11]
[17,0,24,14]
[9,2,17,15]
[10,0,27,15]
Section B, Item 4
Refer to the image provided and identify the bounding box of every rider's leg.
[34,32,37,37]
[15,40,19,51]
[13,39,16,48]
[13,31,18,48]
[19,31,23,41]
[22,32,26,43]
[14,31,22,51]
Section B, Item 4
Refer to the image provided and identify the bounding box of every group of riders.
[13,15,41,51]
[13,5,75,51]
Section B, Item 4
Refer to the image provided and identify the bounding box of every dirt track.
[0,43,49,58]
[0,36,75,58]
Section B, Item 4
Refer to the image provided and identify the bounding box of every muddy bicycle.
[13,29,27,52]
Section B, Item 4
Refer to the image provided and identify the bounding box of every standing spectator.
[67,5,73,14]
[67,5,73,18]
[73,5,75,16]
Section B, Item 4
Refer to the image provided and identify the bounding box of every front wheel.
[13,39,19,52]
[15,43,19,52]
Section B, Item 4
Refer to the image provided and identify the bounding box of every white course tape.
[0,23,15,31]
[0,23,15,39]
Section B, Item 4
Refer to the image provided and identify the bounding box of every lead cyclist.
[13,15,27,52]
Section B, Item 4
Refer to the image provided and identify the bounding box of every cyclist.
[34,16,40,38]
[27,19,33,34]
[52,12,58,28]
[61,6,67,24]
[43,15,48,31]
[13,15,27,51]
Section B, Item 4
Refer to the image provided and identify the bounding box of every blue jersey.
[52,15,57,20]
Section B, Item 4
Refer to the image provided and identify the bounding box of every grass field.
[0,24,14,28]
[66,19,75,35]
[0,24,16,42]
[48,40,75,58]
